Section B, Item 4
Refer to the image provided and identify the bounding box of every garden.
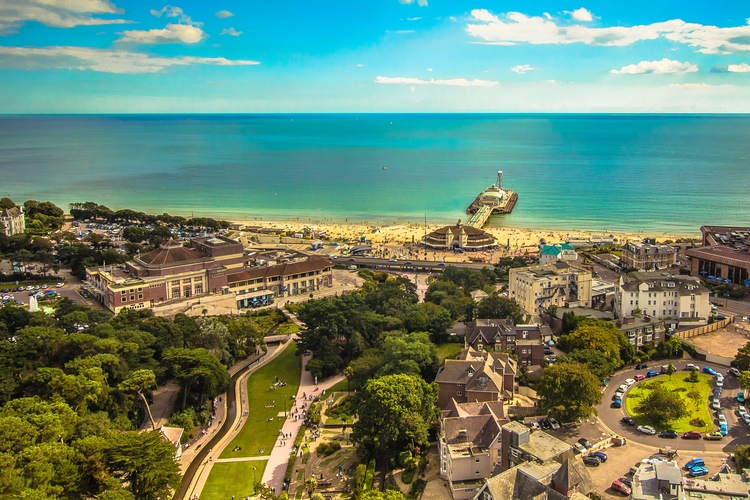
[625,372,714,433]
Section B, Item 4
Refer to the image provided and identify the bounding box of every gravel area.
[690,323,750,358]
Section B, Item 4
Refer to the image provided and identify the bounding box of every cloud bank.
[510,64,536,74]
[0,0,130,34]
[611,59,698,75]
[118,23,206,44]
[375,76,499,87]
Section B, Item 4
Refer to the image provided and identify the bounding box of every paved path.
[261,357,345,494]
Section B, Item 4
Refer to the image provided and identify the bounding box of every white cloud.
[215,9,234,19]
[427,67,433,71]
[406,17,422,21]
[466,9,750,54]
[220,27,241,36]
[356,63,363,67]
[670,83,733,89]
[543,12,552,20]
[510,64,536,74]
[0,45,259,73]
[728,62,750,72]
[375,76,499,87]
[0,0,130,34]
[119,23,205,44]
[611,58,698,75]
[398,0,427,6]
[386,29,415,34]
[570,8,593,22]
[150,5,194,24]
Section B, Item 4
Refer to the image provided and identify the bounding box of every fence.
[672,316,733,340]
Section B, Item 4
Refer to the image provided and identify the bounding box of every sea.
[1,114,749,235]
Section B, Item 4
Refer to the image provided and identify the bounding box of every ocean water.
[1,114,749,235]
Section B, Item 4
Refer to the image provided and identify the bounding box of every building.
[0,206,24,236]
[631,460,684,500]
[622,240,678,270]
[591,279,616,308]
[500,421,573,471]
[686,226,750,288]
[435,348,516,409]
[439,400,508,500]
[473,458,595,500]
[508,263,593,316]
[423,222,497,251]
[87,236,333,313]
[538,244,577,265]
[615,272,710,325]
[464,319,551,368]
[159,426,184,460]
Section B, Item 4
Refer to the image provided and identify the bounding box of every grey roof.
[443,414,501,448]
[551,458,595,495]
[484,463,568,500]
[619,272,709,294]
[654,460,683,485]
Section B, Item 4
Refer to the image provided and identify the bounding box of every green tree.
[377,332,437,378]
[733,341,750,371]
[561,349,617,382]
[563,320,629,367]
[739,370,750,391]
[352,373,439,457]
[537,362,602,422]
[162,348,229,409]
[665,362,676,379]
[305,476,318,499]
[635,384,688,427]
[561,311,579,334]
[360,491,408,500]
[106,431,181,500]
[476,295,523,323]
[735,444,750,471]
[118,370,157,430]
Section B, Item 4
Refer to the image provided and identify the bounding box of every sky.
[0,0,749,113]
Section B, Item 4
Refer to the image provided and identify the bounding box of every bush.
[316,440,341,457]
[401,467,415,484]
[690,418,706,427]
[364,459,376,491]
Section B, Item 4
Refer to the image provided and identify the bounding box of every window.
[138,294,143,299]
[121,290,126,295]
[475,470,480,475]
[456,391,462,396]
[475,458,480,463]
[130,296,134,301]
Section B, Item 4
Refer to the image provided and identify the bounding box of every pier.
[467,205,492,228]
[465,171,519,228]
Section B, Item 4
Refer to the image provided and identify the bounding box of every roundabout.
[597,358,750,453]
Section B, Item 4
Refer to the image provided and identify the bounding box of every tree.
[561,349,617,382]
[106,431,181,500]
[360,491,408,500]
[635,384,688,427]
[739,370,750,391]
[735,444,750,471]
[561,311,579,334]
[733,341,750,372]
[377,332,437,378]
[162,348,229,409]
[688,369,699,383]
[352,373,439,457]
[118,370,157,430]
[537,362,602,422]
[476,295,523,323]
[562,320,629,367]
[665,362,676,379]
[305,476,318,499]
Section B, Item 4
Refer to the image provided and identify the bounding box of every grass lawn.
[436,342,464,364]
[220,342,302,458]
[276,321,301,335]
[200,461,266,500]
[625,372,714,433]
[327,378,354,393]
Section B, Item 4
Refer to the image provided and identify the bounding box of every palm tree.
[305,476,318,499]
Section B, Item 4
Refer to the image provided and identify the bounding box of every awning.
[744,280,750,286]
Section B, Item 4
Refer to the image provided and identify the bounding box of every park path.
[261,357,345,495]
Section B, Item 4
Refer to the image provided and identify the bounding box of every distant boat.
[382,166,387,170]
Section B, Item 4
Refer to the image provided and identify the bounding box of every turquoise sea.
[1,114,749,235]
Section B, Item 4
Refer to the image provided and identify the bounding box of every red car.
[634,374,646,381]
[611,480,632,496]
[683,430,702,439]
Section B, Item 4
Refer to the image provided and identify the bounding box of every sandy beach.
[233,217,699,265]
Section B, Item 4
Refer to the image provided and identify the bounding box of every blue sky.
[0,0,749,112]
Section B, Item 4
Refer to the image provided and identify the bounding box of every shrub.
[401,467,415,484]
[690,418,706,427]
[316,440,341,457]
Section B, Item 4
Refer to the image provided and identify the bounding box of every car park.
[634,374,646,381]
[646,370,659,378]
[705,431,723,440]
[685,458,705,469]
[578,438,593,449]
[689,466,709,477]
[637,425,656,435]
[611,480,631,496]
[683,431,702,440]
[659,430,678,439]
[582,455,601,466]
[621,417,636,426]
[704,366,717,375]
[730,367,741,376]
[590,451,608,462]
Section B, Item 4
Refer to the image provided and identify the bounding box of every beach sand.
[231,217,698,265]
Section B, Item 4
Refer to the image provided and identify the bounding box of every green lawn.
[200,461,266,500]
[327,378,354,393]
[625,372,714,433]
[276,321,301,335]
[220,342,302,459]
[436,342,464,364]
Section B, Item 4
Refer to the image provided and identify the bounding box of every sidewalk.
[261,358,345,494]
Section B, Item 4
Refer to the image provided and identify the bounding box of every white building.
[615,272,710,325]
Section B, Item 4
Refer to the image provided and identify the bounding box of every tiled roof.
[1,207,22,218]
[551,458,595,495]
[137,242,204,266]
[227,257,332,282]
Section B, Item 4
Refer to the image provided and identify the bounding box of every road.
[598,358,750,453]
[334,255,492,272]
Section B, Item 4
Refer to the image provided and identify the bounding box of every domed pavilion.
[423,221,497,251]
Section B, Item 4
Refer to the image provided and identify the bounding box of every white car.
[716,379,724,388]
[625,378,636,386]
[619,384,629,393]
[637,425,657,435]
[718,414,727,426]
[739,406,747,418]
[712,398,721,410]
[711,304,718,311]
[686,364,698,371]
[730,368,741,376]
[56,282,65,288]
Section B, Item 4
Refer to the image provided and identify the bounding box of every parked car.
[544,347,554,355]
[611,480,632,496]
[636,362,648,370]
[705,431,723,441]
[591,451,608,462]
[618,477,633,488]
[625,378,636,386]
[621,417,636,426]
[578,438,593,449]
[573,442,587,454]
[613,399,622,408]
[720,424,729,436]
[637,425,656,435]
[646,370,659,378]
[686,364,699,371]
[634,374,646,381]
[618,384,629,393]
[689,466,709,477]
[548,418,560,430]
[718,414,727,426]
[659,430,678,439]
[582,455,601,466]
[704,366,717,375]
[716,379,724,388]
[685,458,705,469]
[730,367,741,376]
[615,391,624,400]
[743,414,750,426]
[739,392,746,403]
[683,431,703,440]
[540,419,551,430]
[712,398,721,410]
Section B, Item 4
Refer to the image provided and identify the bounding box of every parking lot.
[1,281,103,311]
